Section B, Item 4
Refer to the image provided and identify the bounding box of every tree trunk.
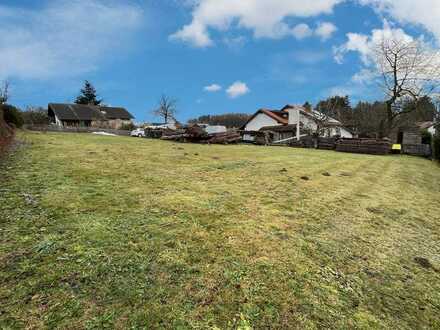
[382,100,394,138]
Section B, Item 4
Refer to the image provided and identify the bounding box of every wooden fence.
[335,138,391,155]
[402,144,431,157]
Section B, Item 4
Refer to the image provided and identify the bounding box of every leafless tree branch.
[152,94,177,124]
[0,80,10,105]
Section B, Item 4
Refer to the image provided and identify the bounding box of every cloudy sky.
[1,0,440,122]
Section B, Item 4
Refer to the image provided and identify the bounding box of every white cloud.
[170,0,343,47]
[0,0,143,80]
[315,22,337,40]
[291,24,313,40]
[359,0,440,42]
[333,21,413,64]
[169,21,213,47]
[226,81,250,98]
[331,20,419,100]
[204,84,222,92]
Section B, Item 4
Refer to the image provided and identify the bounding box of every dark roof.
[99,107,134,120]
[48,103,133,121]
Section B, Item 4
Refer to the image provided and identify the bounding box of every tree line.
[311,95,437,138]
[188,113,251,128]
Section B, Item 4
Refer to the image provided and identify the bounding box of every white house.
[194,123,227,134]
[242,104,353,142]
[144,117,179,130]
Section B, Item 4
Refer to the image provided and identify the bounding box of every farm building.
[418,121,437,136]
[48,103,134,129]
[389,121,436,156]
[392,121,437,145]
[242,104,353,143]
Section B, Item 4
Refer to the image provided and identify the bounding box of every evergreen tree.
[315,95,352,123]
[75,80,102,106]
[302,101,312,112]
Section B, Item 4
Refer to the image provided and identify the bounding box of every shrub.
[1,104,24,128]
[433,133,440,161]
[22,106,49,126]
[0,107,14,154]
[421,129,432,145]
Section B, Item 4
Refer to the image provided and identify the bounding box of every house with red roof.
[242,104,353,143]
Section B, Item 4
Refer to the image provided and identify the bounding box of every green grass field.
[1,131,440,329]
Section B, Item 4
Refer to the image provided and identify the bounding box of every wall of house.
[242,133,255,142]
[288,109,353,138]
[273,131,295,142]
[244,113,279,131]
[300,114,318,132]
[340,128,353,138]
[54,115,62,126]
[287,108,300,125]
[403,132,422,145]
[107,119,132,129]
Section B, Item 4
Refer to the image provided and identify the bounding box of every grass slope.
[1,132,440,329]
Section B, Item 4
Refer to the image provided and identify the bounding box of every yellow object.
[392,144,402,150]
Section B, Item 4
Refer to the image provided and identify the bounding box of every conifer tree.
[75,80,102,106]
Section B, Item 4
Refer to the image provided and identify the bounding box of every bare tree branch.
[0,80,10,105]
[152,95,177,124]
[374,38,440,136]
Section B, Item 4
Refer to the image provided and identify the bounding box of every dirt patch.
[366,207,383,214]
[0,139,24,164]
[414,257,435,270]
[339,172,352,177]
[22,193,38,207]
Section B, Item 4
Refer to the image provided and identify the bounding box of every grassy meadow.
[1,131,440,329]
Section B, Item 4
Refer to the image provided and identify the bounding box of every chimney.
[286,106,300,125]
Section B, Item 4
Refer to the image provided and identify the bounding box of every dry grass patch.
[1,131,439,329]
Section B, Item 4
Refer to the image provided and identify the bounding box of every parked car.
[130,128,145,137]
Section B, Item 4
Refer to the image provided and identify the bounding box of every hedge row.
[433,133,440,161]
[0,107,15,155]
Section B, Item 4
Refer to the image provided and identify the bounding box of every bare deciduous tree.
[153,95,177,124]
[305,98,341,137]
[375,38,440,136]
[0,80,10,105]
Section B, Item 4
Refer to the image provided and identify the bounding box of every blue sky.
[1,0,439,122]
